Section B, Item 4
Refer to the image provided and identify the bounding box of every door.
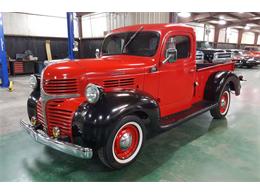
[158,32,196,117]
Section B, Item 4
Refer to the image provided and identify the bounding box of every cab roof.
[112,23,195,34]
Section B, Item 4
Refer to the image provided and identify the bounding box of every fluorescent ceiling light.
[218,20,226,25]
[246,23,257,27]
[177,12,191,18]
[244,25,250,30]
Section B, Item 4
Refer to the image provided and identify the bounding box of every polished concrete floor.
[0,67,260,181]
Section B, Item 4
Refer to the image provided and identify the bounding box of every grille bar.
[46,100,73,138]
[36,101,45,128]
[36,99,74,140]
[43,78,79,95]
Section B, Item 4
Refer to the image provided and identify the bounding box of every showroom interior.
[0,12,259,181]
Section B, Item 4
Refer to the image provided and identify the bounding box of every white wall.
[3,12,258,45]
[187,23,215,42]
[258,35,260,45]
[82,13,108,38]
[107,12,170,32]
[82,12,170,38]
[2,12,78,38]
[82,13,219,42]
[241,32,255,44]
[218,28,226,43]
[187,23,204,41]
[226,28,238,44]
[208,26,215,42]
[218,28,238,43]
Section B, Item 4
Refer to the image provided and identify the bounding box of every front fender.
[27,90,40,120]
[204,71,241,102]
[27,74,41,120]
[72,90,160,148]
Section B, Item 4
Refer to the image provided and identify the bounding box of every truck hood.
[43,55,157,80]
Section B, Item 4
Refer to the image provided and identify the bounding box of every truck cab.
[21,24,241,169]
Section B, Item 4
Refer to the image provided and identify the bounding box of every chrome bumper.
[20,120,93,159]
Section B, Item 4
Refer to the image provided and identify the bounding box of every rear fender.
[204,71,241,102]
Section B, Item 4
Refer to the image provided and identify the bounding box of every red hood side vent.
[43,78,79,95]
[103,78,135,88]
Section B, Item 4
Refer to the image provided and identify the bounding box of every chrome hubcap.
[221,99,226,107]
[119,132,132,150]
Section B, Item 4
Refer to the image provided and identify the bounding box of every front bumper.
[20,120,93,159]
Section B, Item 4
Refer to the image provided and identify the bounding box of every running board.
[160,101,217,130]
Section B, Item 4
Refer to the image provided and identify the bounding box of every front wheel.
[98,115,145,169]
[210,87,231,119]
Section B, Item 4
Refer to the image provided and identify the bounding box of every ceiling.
[21,12,260,33]
[178,12,260,33]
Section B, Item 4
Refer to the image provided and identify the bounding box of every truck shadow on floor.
[23,115,228,181]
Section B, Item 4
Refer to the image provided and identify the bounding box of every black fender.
[204,71,241,102]
[27,89,40,120]
[72,90,160,148]
[27,74,41,120]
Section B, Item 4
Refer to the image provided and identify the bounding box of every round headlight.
[29,75,37,89]
[85,84,101,104]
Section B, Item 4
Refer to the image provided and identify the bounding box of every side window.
[165,35,191,60]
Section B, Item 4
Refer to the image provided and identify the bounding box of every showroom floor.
[0,67,259,181]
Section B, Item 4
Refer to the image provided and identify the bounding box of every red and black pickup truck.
[21,24,242,169]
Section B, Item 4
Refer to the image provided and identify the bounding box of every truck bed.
[196,62,233,70]
[193,62,235,103]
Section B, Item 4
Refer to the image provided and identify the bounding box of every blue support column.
[67,12,75,60]
[0,12,9,88]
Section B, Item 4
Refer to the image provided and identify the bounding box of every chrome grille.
[46,100,73,138]
[43,79,79,94]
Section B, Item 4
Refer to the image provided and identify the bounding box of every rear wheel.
[210,87,231,119]
[98,115,145,169]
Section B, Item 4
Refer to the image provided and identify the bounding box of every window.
[102,31,160,57]
[165,36,190,59]
[241,32,255,44]
[227,28,238,43]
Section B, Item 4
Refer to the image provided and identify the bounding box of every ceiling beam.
[179,12,220,23]
[76,12,93,17]
[220,18,260,29]
[250,12,260,17]
[213,26,220,47]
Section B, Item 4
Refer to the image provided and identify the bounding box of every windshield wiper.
[122,26,144,53]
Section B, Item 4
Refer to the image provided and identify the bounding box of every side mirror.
[162,48,177,64]
[95,48,100,58]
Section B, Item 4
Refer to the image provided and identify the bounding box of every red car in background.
[228,49,259,68]
[244,46,260,65]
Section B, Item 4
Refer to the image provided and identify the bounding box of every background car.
[227,49,259,68]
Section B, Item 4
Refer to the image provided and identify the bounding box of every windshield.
[101,31,160,57]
